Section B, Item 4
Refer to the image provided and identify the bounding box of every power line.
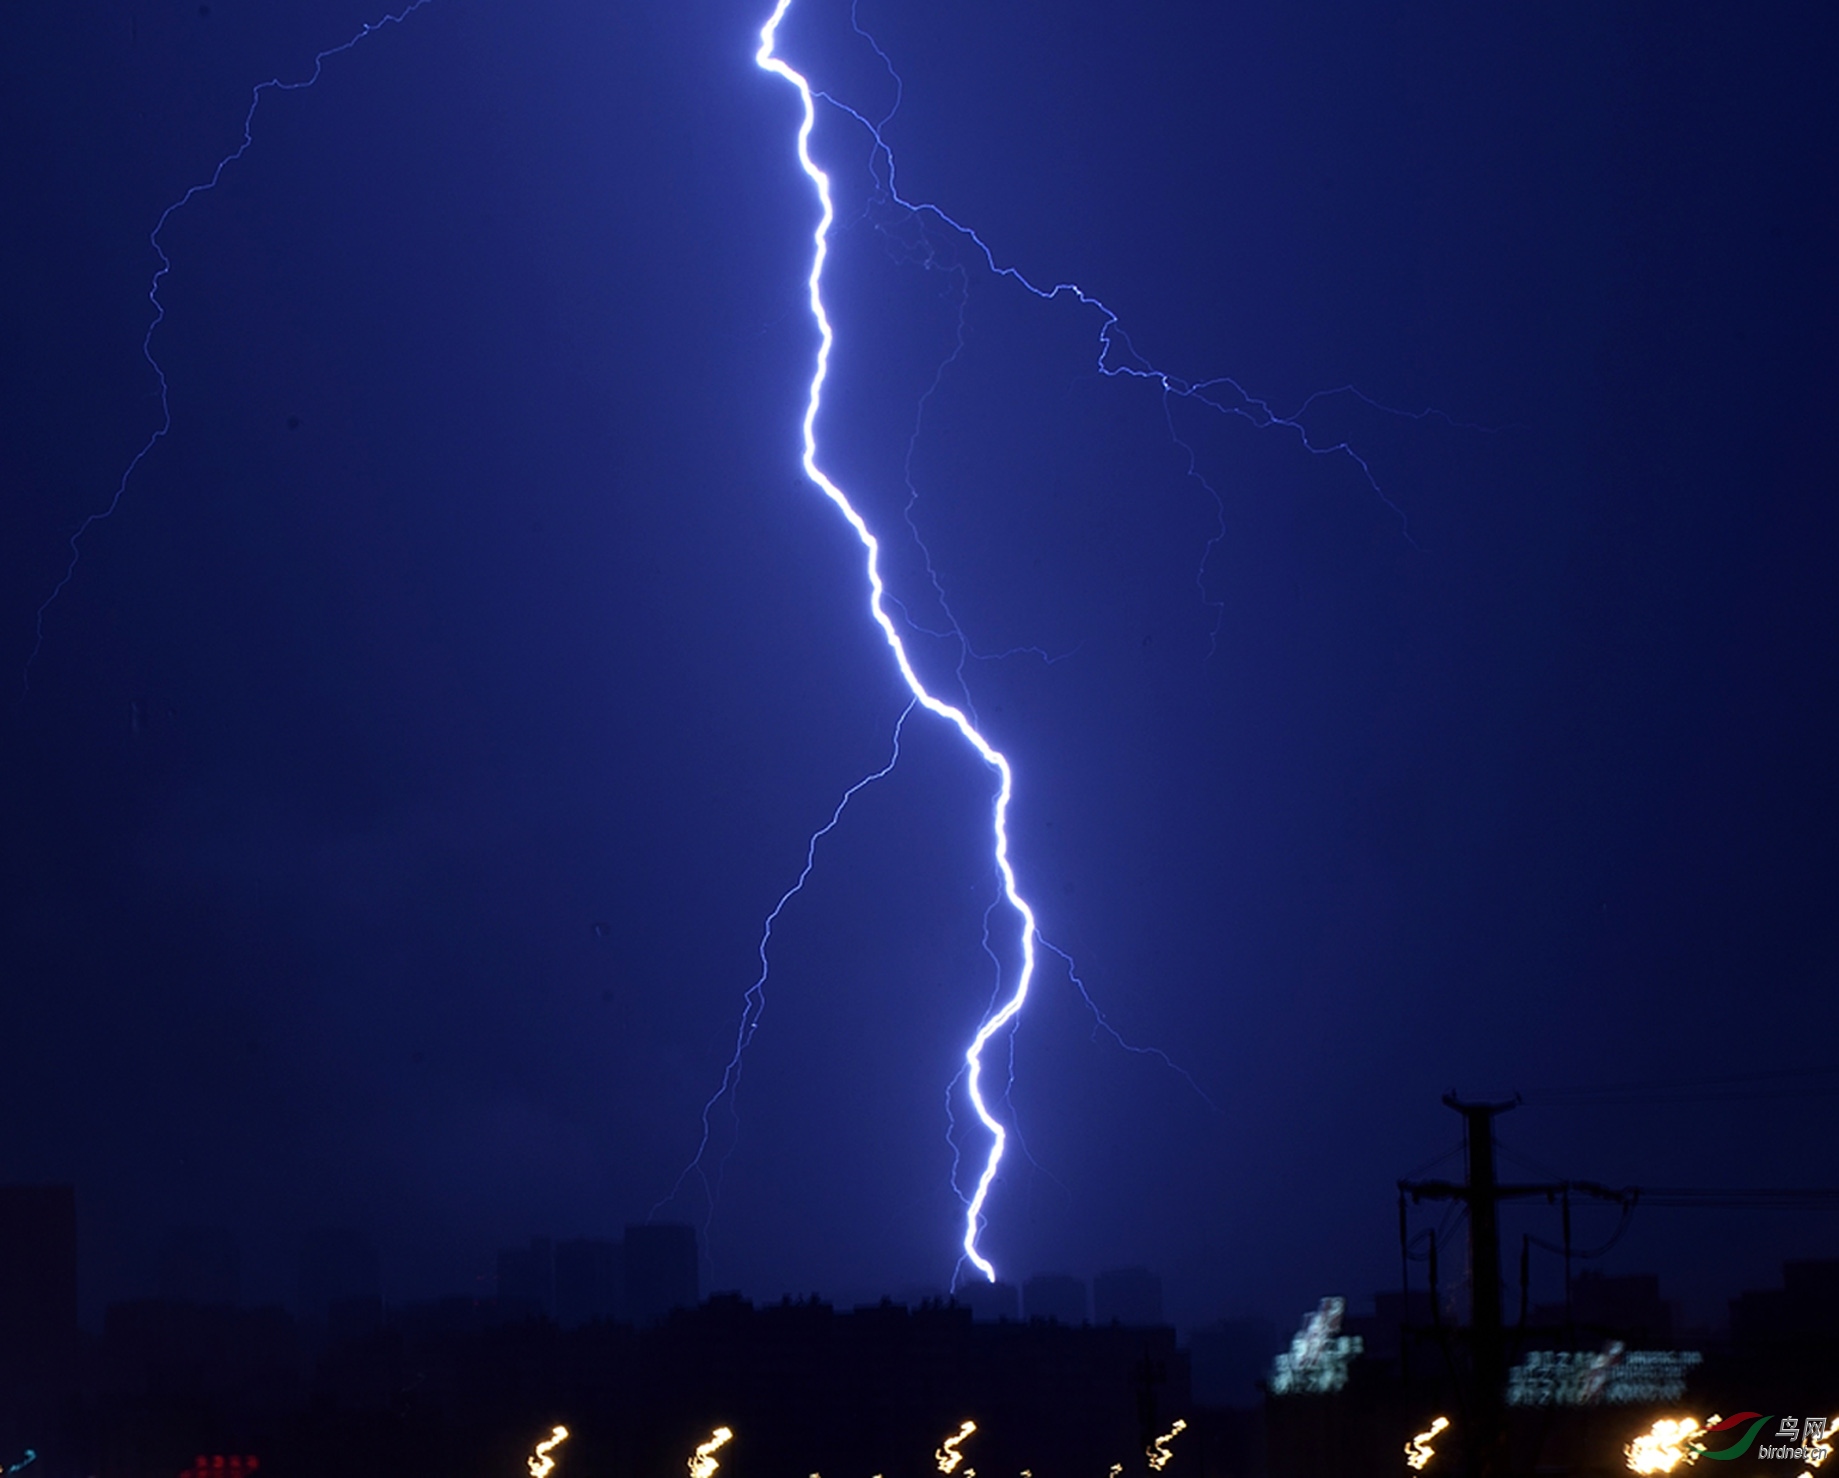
[1626,1186,1839,1210]
[1523,1063,1839,1106]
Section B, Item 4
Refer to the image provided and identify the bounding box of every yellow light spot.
[1806,1417,1837,1470]
[1405,1417,1449,1472]
[1626,1417,1705,1474]
[936,1422,977,1476]
[689,1428,734,1478]
[527,1427,570,1478]
[1147,1420,1187,1473]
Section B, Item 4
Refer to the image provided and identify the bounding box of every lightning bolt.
[751,0,1043,1285]
[44,0,1434,1290]
[728,0,1345,1282]
[749,0,1343,1283]
[17,2,432,699]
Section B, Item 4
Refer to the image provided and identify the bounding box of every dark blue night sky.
[2,0,1835,1334]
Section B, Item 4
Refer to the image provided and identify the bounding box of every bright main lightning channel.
[755,0,1031,1283]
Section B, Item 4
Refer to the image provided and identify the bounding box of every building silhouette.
[489,1227,694,1327]
[0,1184,77,1390]
[157,1226,240,1306]
[1022,1273,1087,1324]
[299,1228,380,1314]
[958,1279,1020,1322]
[496,1237,554,1319]
[1344,1289,1436,1362]
[102,1299,301,1410]
[1188,1313,1277,1408]
[555,1237,623,1326]
[1093,1265,1163,1326]
[622,1223,697,1327]
[256,1292,1189,1478]
[1529,1270,1673,1345]
[1730,1258,1839,1347]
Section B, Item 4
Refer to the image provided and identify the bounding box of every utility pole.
[1400,1094,1558,1478]
[1396,1095,1839,1475]
[1453,1094,1511,1412]
[1449,1095,1514,1478]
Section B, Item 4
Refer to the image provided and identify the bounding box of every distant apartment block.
[1092,1266,1163,1326]
[555,1237,623,1326]
[0,1184,77,1387]
[1022,1273,1087,1324]
[959,1279,1020,1322]
[622,1224,698,1327]
[496,1237,554,1318]
[298,1227,381,1340]
[158,1225,240,1306]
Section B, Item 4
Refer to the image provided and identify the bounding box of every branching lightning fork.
[811,55,1461,586]
[19,2,432,699]
[654,702,916,1227]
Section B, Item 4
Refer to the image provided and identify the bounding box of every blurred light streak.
[936,1421,977,1475]
[1627,1418,1705,1473]
[690,1427,735,1478]
[526,1427,569,1478]
[1404,1417,1448,1471]
[1147,1419,1187,1472]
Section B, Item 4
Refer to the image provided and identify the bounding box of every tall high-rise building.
[0,1185,78,1387]
[622,1223,698,1327]
[1092,1266,1163,1327]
